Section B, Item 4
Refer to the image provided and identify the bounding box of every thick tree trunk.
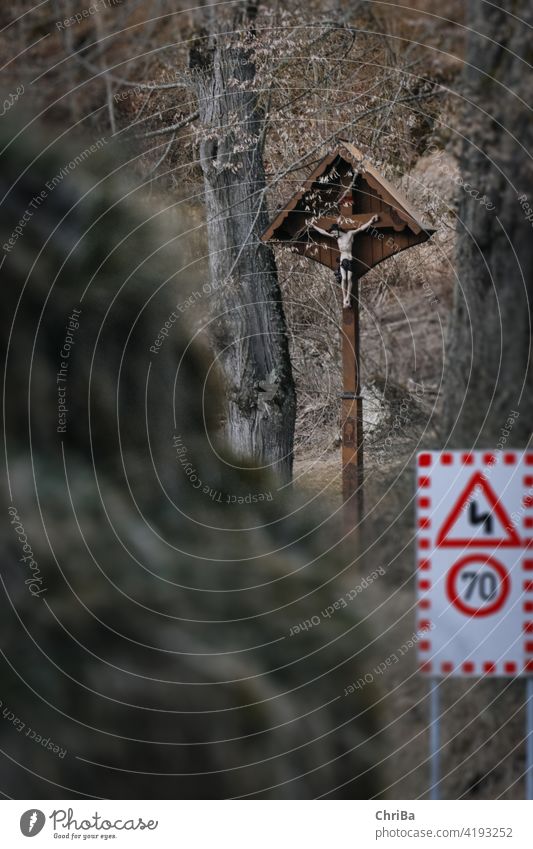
[444,2,533,446]
[191,39,296,482]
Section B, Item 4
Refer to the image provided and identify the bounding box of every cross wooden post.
[261,142,435,535]
[341,285,364,532]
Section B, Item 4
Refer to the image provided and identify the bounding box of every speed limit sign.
[416,451,533,677]
[445,554,510,618]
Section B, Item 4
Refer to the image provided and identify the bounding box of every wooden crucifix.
[262,141,435,530]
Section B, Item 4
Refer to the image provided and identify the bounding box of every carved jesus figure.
[313,215,379,308]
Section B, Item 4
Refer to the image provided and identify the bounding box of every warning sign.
[435,471,521,548]
[416,451,533,677]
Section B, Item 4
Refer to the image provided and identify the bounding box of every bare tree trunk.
[444,2,533,446]
[190,34,296,482]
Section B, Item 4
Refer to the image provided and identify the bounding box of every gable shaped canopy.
[262,140,435,279]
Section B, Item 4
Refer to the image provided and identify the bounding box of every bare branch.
[136,111,200,139]
[147,131,177,176]
[75,53,189,92]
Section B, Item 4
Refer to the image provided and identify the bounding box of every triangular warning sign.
[436,471,521,548]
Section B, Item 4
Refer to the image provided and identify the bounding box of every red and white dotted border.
[416,452,533,677]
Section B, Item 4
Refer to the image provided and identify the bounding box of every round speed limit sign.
[445,554,510,617]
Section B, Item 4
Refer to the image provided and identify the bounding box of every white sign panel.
[416,450,533,677]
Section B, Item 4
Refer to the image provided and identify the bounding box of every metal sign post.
[526,678,533,800]
[429,678,441,800]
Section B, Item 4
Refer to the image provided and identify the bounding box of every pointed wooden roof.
[340,140,433,233]
[262,140,434,243]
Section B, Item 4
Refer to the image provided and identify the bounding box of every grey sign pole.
[526,678,533,800]
[429,677,441,800]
